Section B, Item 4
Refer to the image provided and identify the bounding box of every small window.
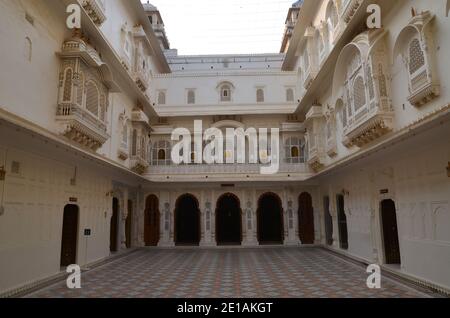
[187,90,195,104]
[158,91,166,105]
[256,89,264,103]
[291,146,299,158]
[221,85,231,102]
[286,88,294,102]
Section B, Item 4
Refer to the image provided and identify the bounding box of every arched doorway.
[257,192,284,244]
[381,199,401,264]
[175,194,200,246]
[216,193,242,245]
[110,198,119,252]
[323,196,333,246]
[125,199,132,248]
[60,204,79,267]
[298,192,315,244]
[144,195,160,246]
[336,194,348,249]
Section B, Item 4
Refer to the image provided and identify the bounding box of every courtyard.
[26,247,431,298]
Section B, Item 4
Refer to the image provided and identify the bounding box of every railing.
[147,162,310,175]
[81,0,107,26]
[57,103,107,133]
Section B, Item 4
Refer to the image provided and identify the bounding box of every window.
[152,140,171,165]
[256,88,264,103]
[86,81,99,116]
[285,137,304,163]
[286,88,294,102]
[187,90,195,104]
[409,39,425,75]
[158,91,166,105]
[131,129,137,156]
[63,69,73,102]
[221,85,231,102]
[353,76,366,112]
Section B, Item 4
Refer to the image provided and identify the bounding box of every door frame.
[378,198,402,265]
[174,193,201,246]
[256,192,284,244]
[298,192,315,244]
[144,194,160,246]
[215,192,243,245]
[60,204,80,267]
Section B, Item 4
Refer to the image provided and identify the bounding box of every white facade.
[0,0,449,296]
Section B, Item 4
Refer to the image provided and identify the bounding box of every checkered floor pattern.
[26,247,430,298]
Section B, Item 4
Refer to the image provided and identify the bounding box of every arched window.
[152,140,171,166]
[220,85,231,102]
[158,149,166,160]
[132,129,137,156]
[353,76,366,112]
[285,137,304,163]
[86,81,99,116]
[256,89,264,103]
[187,90,195,104]
[76,72,84,106]
[63,69,73,102]
[158,91,166,105]
[409,38,425,75]
[286,88,294,102]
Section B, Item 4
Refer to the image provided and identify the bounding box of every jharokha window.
[152,140,171,166]
[220,85,231,102]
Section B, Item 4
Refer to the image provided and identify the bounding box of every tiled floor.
[27,247,431,298]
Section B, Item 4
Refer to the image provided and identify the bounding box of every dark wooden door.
[110,198,119,252]
[323,196,333,245]
[125,200,132,248]
[336,195,348,249]
[144,195,160,246]
[298,192,314,244]
[60,205,78,267]
[381,199,401,264]
[216,194,242,245]
[257,193,284,244]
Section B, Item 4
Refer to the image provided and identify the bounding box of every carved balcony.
[131,108,151,129]
[343,108,394,148]
[130,151,149,175]
[341,0,362,23]
[134,69,150,92]
[81,0,106,26]
[305,106,326,172]
[56,103,109,151]
[118,143,129,161]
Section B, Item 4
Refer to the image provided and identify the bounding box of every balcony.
[131,108,151,129]
[146,162,311,181]
[343,107,394,148]
[305,106,326,172]
[81,0,106,26]
[341,0,363,23]
[130,151,149,175]
[56,103,109,151]
[134,69,150,92]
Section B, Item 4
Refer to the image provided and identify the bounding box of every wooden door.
[144,195,160,246]
[298,192,314,244]
[125,200,132,248]
[381,199,401,264]
[60,205,79,267]
[110,198,119,252]
[336,195,348,249]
